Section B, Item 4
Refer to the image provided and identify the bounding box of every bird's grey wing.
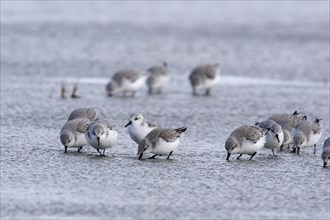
[138,128,162,154]
[258,120,275,129]
[159,129,177,142]
[76,118,90,133]
[324,137,330,148]
[145,119,157,128]
[68,109,85,121]
[121,70,140,82]
[103,120,113,130]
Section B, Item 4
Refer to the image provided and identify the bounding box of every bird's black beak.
[125,121,132,128]
[276,134,280,143]
[226,152,231,161]
[138,153,143,160]
[323,162,327,168]
[97,137,100,146]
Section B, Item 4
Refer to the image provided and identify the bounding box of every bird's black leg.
[77,147,82,152]
[205,89,210,96]
[236,154,243,160]
[272,149,278,157]
[280,144,283,151]
[166,151,173,160]
[97,149,103,156]
[64,146,68,153]
[291,146,296,153]
[226,152,231,161]
[323,162,327,168]
[297,147,300,155]
[103,149,106,156]
[313,144,316,154]
[249,152,257,160]
[148,154,158,159]
[138,153,143,160]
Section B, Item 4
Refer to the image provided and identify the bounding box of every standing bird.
[85,119,118,156]
[60,118,90,153]
[138,127,187,160]
[225,125,269,161]
[68,107,97,121]
[125,113,157,145]
[106,69,147,97]
[146,62,170,95]
[321,137,330,168]
[292,118,321,155]
[189,63,220,96]
[256,119,284,157]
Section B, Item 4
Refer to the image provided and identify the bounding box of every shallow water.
[1,2,329,220]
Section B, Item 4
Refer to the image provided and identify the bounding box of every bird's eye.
[135,118,138,120]
[68,140,71,143]
[101,132,104,135]
[92,132,96,135]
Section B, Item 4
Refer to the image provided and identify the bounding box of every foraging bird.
[85,119,118,156]
[256,119,284,157]
[60,118,90,152]
[225,125,269,161]
[138,127,187,160]
[321,137,330,168]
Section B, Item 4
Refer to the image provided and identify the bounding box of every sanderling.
[292,118,321,155]
[60,118,90,152]
[106,69,148,97]
[125,113,157,145]
[268,110,302,150]
[85,119,118,156]
[137,127,187,160]
[189,63,220,96]
[321,137,330,168]
[68,107,97,121]
[146,62,170,94]
[256,119,284,157]
[225,125,269,161]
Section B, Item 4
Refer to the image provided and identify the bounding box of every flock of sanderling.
[59,107,330,167]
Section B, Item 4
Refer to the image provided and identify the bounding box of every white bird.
[125,113,157,145]
[85,119,118,156]
[138,127,187,160]
[60,118,90,153]
[225,125,269,161]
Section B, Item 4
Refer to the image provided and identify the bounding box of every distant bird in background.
[189,63,220,96]
[146,62,170,95]
[106,69,148,97]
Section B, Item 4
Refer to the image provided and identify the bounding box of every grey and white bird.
[68,107,97,121]
[146,62,169,95]
[106,69,148,97]
[60,118,90,152]
[189,63,220,96]
[321,137,330,168]
[137,127,187,160]
[292,118,322,155]
[85,119,118,156]
[256,119,284,157]
[225,125,269,161]
[268,110,302,150]
[125,113,157,146]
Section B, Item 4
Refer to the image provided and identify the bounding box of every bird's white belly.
[152,75,170,88]
[128,125,153,144]
[232,137,265,154]
[122,76,146,92]
[151,138,180,156]
[85,130,118,149]
[72,133,88,148]
[305,132,322,148]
